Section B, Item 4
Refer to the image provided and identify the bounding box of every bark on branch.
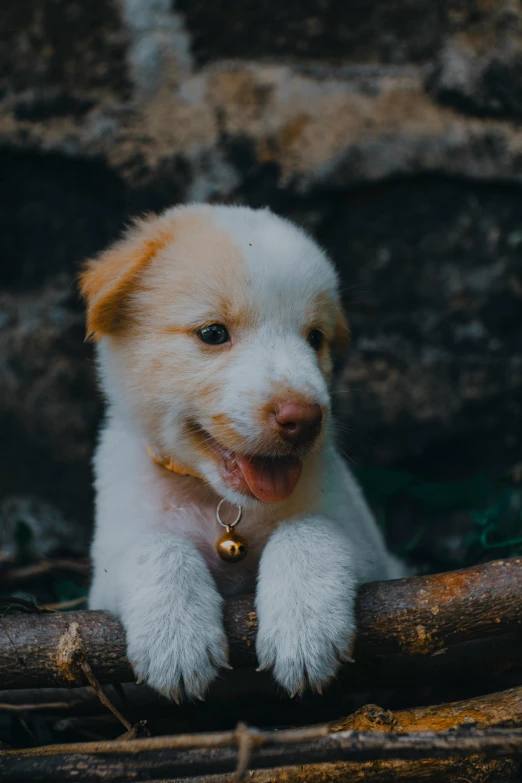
[1,725,521,782]
[0,558,521,691]
[162,688,522,783]
[2,687,522,781]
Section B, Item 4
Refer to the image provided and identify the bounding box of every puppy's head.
[80,205,348,506]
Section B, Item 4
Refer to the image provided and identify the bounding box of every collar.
[146,446,204,481]
[147,446,247,563]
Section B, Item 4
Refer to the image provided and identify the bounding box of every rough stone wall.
[1,0,522,551]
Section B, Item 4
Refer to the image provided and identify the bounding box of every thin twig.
[80,661,132,733]
[0,560,90,587]
[0,596,86,614]
[0,597,50,613]
[39,597,87,612]
[0,702,71,712]
[116,720,150,740]
[235,722,256,780]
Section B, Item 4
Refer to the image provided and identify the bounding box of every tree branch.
[0,558,520,692]
[0,725,521,782]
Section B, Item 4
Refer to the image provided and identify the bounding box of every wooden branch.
[331,685,522,733]
[1,725,522,781]
[1,685,521,780]
[236,687,522,783]
[147,757,521,783]
[130,687,522,783]
[0,558,520,693]
[353,556,522,657]
[197,759,521,783]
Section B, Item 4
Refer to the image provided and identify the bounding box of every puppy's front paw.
[120,535,229,702]
[256,596,355,696]
[127,607,228,702]
[256,516,357,696]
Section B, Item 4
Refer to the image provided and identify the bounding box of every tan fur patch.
[133,211,248,335]
[79,215,174,340]
[207,412,247,452]
[108,210,249,452]
[211,412,237,433]
[184,421,246,463]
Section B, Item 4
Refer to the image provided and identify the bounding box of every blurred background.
[1,0,522,584]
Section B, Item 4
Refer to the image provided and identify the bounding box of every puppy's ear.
[79,215,173,341]
[332,306,350,361]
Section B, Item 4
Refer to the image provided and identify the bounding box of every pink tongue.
[236,455,302,503]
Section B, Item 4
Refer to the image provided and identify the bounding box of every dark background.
[1,0,522,562]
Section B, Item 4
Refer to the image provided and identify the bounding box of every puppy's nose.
[274,402,323,446]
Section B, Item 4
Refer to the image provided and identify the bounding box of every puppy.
[81,204,403,701]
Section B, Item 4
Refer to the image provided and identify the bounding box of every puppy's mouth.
[223,450,302,503]
[196,430,302,503]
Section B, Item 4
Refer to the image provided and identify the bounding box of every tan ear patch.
[79,216,174,341]
[332,307,350,360]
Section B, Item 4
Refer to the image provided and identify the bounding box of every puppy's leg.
[90,532,228,702]
[256,516,357,696]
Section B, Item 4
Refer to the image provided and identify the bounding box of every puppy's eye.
[307,329,324,351]
[197,323,230,345]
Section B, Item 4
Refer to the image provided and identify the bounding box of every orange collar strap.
[146,446,204,481]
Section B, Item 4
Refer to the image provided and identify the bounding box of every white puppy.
[81,204,403,702]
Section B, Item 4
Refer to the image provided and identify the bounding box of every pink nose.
[274,402,323,446]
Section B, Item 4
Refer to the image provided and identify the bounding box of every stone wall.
[1,0,522,552]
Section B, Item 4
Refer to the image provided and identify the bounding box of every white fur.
[88,204,405,700]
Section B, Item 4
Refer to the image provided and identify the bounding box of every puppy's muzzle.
[272,402,323,447]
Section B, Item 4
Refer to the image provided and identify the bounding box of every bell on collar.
[216,526,248,563]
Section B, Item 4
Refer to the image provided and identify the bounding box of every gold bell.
[215,499,247,563]
[216,526,248,563]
